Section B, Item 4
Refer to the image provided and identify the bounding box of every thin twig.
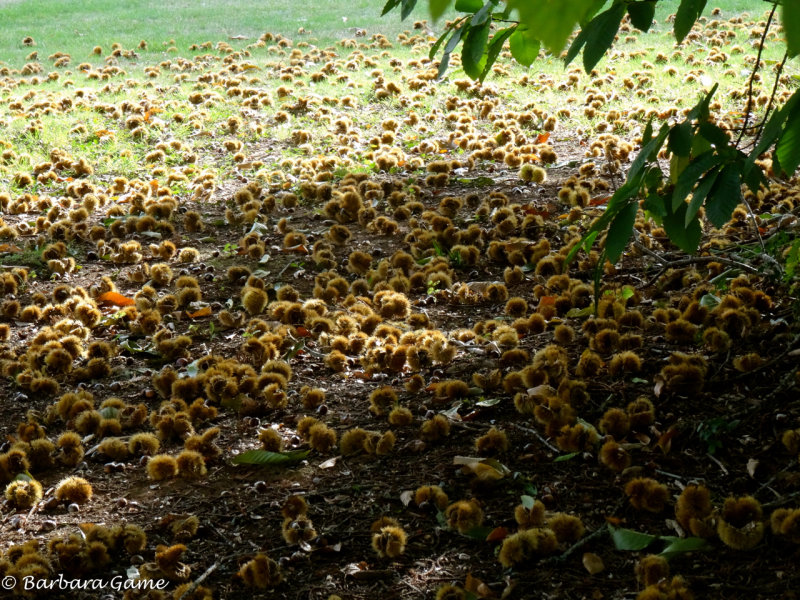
[641,254,760,288]
[706,452,729,475]
[509,422,559,453]
[176,561,219,600]
[541,523,610,565]
[735,2,777,148]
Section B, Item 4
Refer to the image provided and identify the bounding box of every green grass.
[0,0,778,68]
[0,0,434,67]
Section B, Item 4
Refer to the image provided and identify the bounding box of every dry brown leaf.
[582,552,605,574]
[186,306,212,319]
[97,291,135,307]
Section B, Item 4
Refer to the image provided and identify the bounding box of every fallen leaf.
[318,456,339,469]
[97,291,135,307]
[0,243,22,253]
[186,306,212,319]
[582,552,605,574]
[536,132,550,144]
[746,458,759,478]
[589,195,610,206]
[485,526,509,543]
[465,572,495,598]
[400,490,414,507]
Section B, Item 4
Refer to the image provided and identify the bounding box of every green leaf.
[581,3,626,73]
[784,0,800,58]
[480,26,516,81]
[381,0,402,17]
[554,451,579,462]
[462,525,495,540]
[705,164,743,228]
[400,0,418,20]
[627,1,656,32]
[699,293,720,308]
[455,0,482,11]
[508,0,597,55]
[509,27,540,67]
[672,150,719,210]
[674,0,707,44]
[747,89,800,170]
[685,166,720,226]
[462,20,491,79]
[698,122,730,149]
[660,536,713,557]
[231,449,310,466]
[668,122,693,157]
[605,200,638,263]
[470,0,494,26]
[430,0,451,21]
[521,494,536,510]
[476,397,502,407]
[610,527,657,551]
[663,201,702,254]
[775,100,800,178]
[643,192,666,219]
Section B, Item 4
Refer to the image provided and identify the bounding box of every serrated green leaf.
[462,20,490,79]
[784,0,800,58]
[554,451,579,462]
[610,527,658,551]
[674,0,707,44]
[668,122,693,157]
[698,122,730,149]
[660,536,712,557]
[430,0,451,21]
[231,449,310,466]
[509,28,540,67]
[400,0,418,20]
[663,201,702,254]
[582,3,626,73]
[605,200,637,263]
[627,0,656,32]
[470,0,494,26]
[705,164,743,228]
[672,150,719,210]
[455,0,481,11]
[508,0,597,55]
[381,0,402,17]
[685,167,720,226]
[775,100,800,178]
[521,494,536,510]
[480,26,515,81]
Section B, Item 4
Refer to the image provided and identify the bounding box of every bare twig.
[706,452,729,475]
[176,561,219,600]
[641,254,760,289]
[735,2,777,148]
[541,523,610,565]
[509,422,560,453]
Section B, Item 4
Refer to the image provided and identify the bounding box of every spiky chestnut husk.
[498,528,558,568]
[445,500,483,533]
[717,496,764,550]
[238,553,283,588]
[54,476,93,504]
[372,525,407,558]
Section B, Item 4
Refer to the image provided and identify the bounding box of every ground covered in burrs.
[0,6,799,600]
